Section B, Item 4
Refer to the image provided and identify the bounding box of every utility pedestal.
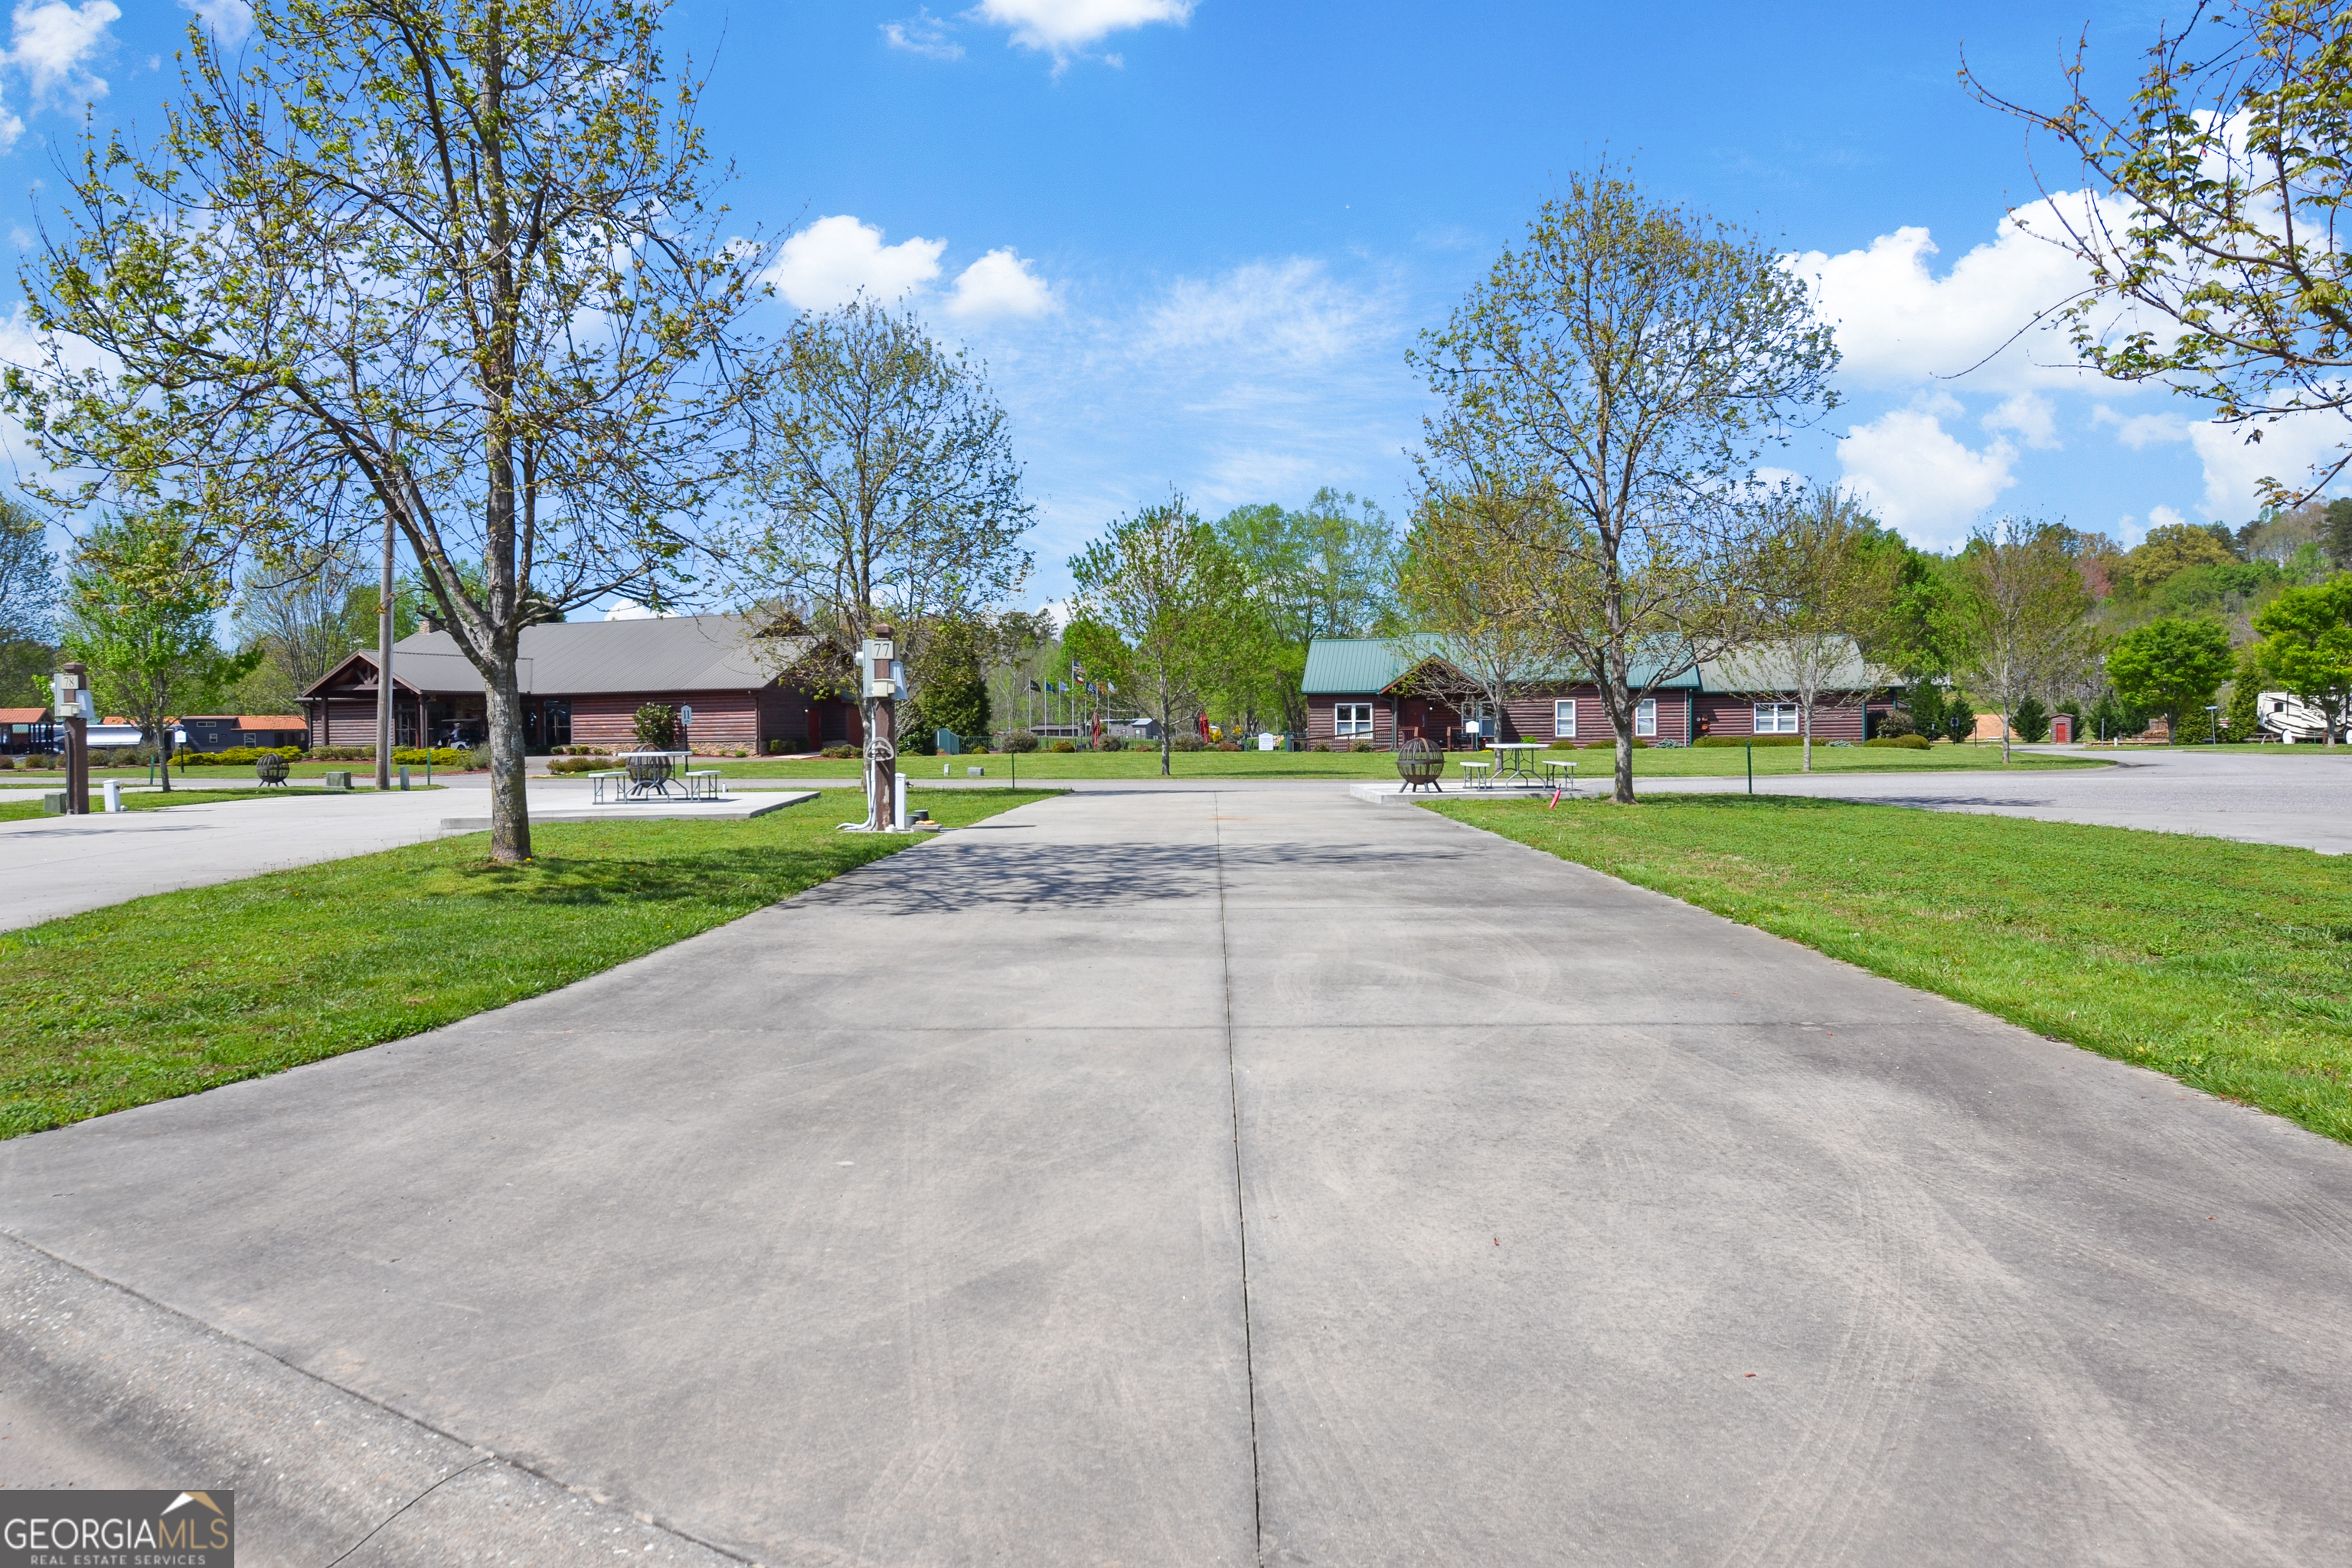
[54,662,91,815]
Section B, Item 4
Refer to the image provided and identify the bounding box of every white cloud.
[2146,504,2189,533]
[1141,258,1382,368]
[973,0,1193,64]
[1982,391,2059,450]
[2187,409,2352,521]
[1792,191,2154,394]
[9,1,117,103]
[2092,404,2191,451]
[766,215,944,311]
[880,8,962,60]
[945,247,1054,321]
[177,0,249,46]
[1836,400,2018,542]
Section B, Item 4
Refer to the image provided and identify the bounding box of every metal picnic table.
[1485,741,1545,784]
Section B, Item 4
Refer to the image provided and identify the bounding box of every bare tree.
[732,301,1034,821]
[1729,484,1894,772]
[1950,518,2096,763]
[1412,168,1840,802]
[5,0,762,861]
[1396,484,1558,745]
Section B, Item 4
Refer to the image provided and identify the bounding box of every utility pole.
[376,511,395,791]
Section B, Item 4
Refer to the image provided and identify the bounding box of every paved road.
[1636,746,2352,855]
[4,789,2349,1565]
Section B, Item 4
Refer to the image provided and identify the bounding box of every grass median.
[0,786,427,823]
[0,789,1059,1138]
[704,743,2105,783]
[1429,794,2352,1145]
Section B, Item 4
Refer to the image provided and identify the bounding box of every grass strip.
[1429,794,2352,1144]
[0,789,1057,1138]
[0,786,416,823]
[706,744,2103,782]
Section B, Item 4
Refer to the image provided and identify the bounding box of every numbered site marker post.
[859,628,898,831]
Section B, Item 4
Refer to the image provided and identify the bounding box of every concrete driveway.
[4,788,2349,1565]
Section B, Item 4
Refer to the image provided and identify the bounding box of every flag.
[1029,679,1041,692]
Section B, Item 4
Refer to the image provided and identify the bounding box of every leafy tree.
[2087,687,2151,743]
[1067,492,1252,777]
[2331,498,2352,570]
[2125,524,2239,590]
[734,301,1034,818]
[634,704,679,750]
[2106,616,2236,741]
[2252,577,2352,744]
[2224,645,2265,740]
[1949,519,2097,761]
[906,616,993,744]
[1214,488,1400,732]
[1970,2,2352,505]
[7,0,760,862]
[1411,167,1839,802]
[0,495,57,707]
[61,511,260,790]
[1396,484,1557,742]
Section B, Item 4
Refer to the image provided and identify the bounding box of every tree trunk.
[1610,672,1635,804]
[485,656,531,863]
[1801,698,1813,773]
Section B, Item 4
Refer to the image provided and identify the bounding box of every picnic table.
[1541,758,1579,795]
[590,750,717,803]
[1485,741,1545,783]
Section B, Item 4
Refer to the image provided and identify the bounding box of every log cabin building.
[1302,637,1893,749]
[299,613,856,755]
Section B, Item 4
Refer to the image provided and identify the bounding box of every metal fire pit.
[1396,737,1445,792]
[254,753,291,788]
[622,750,678,798]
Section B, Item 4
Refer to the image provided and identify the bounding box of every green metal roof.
[1302,637,1708,694]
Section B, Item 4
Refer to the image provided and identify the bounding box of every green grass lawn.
[0,786,423,823]
[1429,794,2352,1144]
[702,742,2105,782]
[0,789,1055,1138]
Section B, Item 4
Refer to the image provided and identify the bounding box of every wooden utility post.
[376,510,396,791]
[55,661,90,814]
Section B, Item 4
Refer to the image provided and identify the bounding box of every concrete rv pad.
[5,787,2350,1564]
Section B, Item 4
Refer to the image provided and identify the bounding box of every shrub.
[1170,735,1206,752]
[547,755,606,773]
[1875,709,1917,738]
[176,745,307,766]
[1001,730,1041,753]
[1694,734,1804,748]
[820,743,860,759]
[1864,734,1933,750]
[0,756,12,769]
[1350,740,1377,753]
[633,703,678,750]
[1310,742,1329,752]
[305,745,373,761]
[1214,740,1241,752]
[1048,738,1079,753]
[2011,694,2051,744]
[1095,737,1125,752]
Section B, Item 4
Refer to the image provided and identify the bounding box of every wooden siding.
[1694,693,1873,743]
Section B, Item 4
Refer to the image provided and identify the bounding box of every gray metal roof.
[305,613,805,697]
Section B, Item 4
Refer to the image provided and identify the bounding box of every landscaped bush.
[2011,694,2052,744]
[1864,734,1934,750]
[0,756,14,769]
[1000,730,1040,753]
[1310,742,1330,752]
[1350,740,1377,753]
[550,744,609,757]
[307,745,374,761]
[1096,737,1125,752]
[634,703,678,750]
[1048,738,1079,753]
[1170,735,1206,752]
[820,743,859,759]
[175,745,306,766]
[1874,709,1917,738]
[547,756,607,773]
[1694,734,1805,748]
[1214,740,1241,752]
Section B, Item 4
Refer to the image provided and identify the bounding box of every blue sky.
[0,0,2312,609]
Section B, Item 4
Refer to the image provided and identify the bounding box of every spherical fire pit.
[1396,737,1445,792]
[254,752,291,788]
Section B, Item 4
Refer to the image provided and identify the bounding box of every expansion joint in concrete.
[1210,791,1266,1566]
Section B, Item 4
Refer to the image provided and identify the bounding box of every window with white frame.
[1754,702,1801,734]
[1334,702,1375,740]
[1553,699,1576,738]
[1635,698,1658,737]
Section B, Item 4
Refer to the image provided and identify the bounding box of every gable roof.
[301,613,810,698]
[1303,636,1886,697]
